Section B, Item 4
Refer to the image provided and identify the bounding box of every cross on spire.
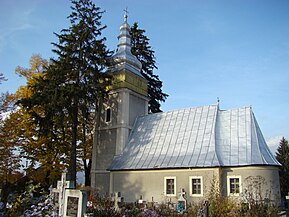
[124,7,128,22]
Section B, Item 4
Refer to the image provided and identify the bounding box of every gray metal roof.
[109,104,280,171]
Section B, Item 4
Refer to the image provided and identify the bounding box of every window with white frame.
[164,177,176,196]
[189,176,203,197]
[227,176,241,196]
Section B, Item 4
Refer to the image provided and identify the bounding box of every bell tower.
[91,11,148,194]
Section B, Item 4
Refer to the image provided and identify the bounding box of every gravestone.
[63,189,87,217]
[111,192,123,211]
[51,173,75,216]
[176,189,186,214]
[66,195,79,216]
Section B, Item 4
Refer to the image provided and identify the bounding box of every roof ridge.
[138,104,220,119]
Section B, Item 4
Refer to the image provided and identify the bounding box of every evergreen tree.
[276,137,289,198]
[20,0,110,184]
[130,23,168,113]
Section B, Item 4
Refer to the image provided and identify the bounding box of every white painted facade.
[108,166,280,204]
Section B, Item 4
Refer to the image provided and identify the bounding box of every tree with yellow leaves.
[1,55,69,188]
[15,53,99,186]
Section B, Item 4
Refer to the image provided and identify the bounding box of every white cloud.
[266,136,282,154]
[0,6,35,52]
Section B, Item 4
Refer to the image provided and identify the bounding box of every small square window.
[189,176,203,197]
[227,176,241,196]
[164,177,176,196]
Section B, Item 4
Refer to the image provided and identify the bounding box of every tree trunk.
[69,103,78,186]
[84,159,92,186]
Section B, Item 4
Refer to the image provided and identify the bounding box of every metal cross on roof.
[124,7,128,22]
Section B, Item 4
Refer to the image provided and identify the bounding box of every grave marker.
[111,192,123,211]
[176,188,186,214]
[66,196,79,216]
[51,173,75,216]
[63,189,86,217]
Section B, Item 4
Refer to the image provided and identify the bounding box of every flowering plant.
[22,195,57,217]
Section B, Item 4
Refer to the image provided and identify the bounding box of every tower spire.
[108,9,142,76]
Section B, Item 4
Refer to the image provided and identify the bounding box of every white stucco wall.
[110,166,281,205]
[221,166,281,204]
[110,168,216,204]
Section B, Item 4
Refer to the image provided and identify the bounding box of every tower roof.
[108,11,143,77]
[109,104,280,170]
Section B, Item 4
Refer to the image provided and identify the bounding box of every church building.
[91,14,281,205]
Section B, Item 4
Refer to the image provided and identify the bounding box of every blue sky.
[0,0,289,151]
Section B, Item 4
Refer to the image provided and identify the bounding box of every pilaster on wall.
[213,167,222,195]
[115,90,130,155]
[91,170,110,195]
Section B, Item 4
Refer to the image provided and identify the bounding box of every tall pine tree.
[276,137,289,198]
[130,23,168,113]
[21,0,110,184]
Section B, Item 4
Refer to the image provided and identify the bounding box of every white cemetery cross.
[112,192,123,211]
[51,173,75,217]
[138,195,143,204]
[176,188,186,213]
